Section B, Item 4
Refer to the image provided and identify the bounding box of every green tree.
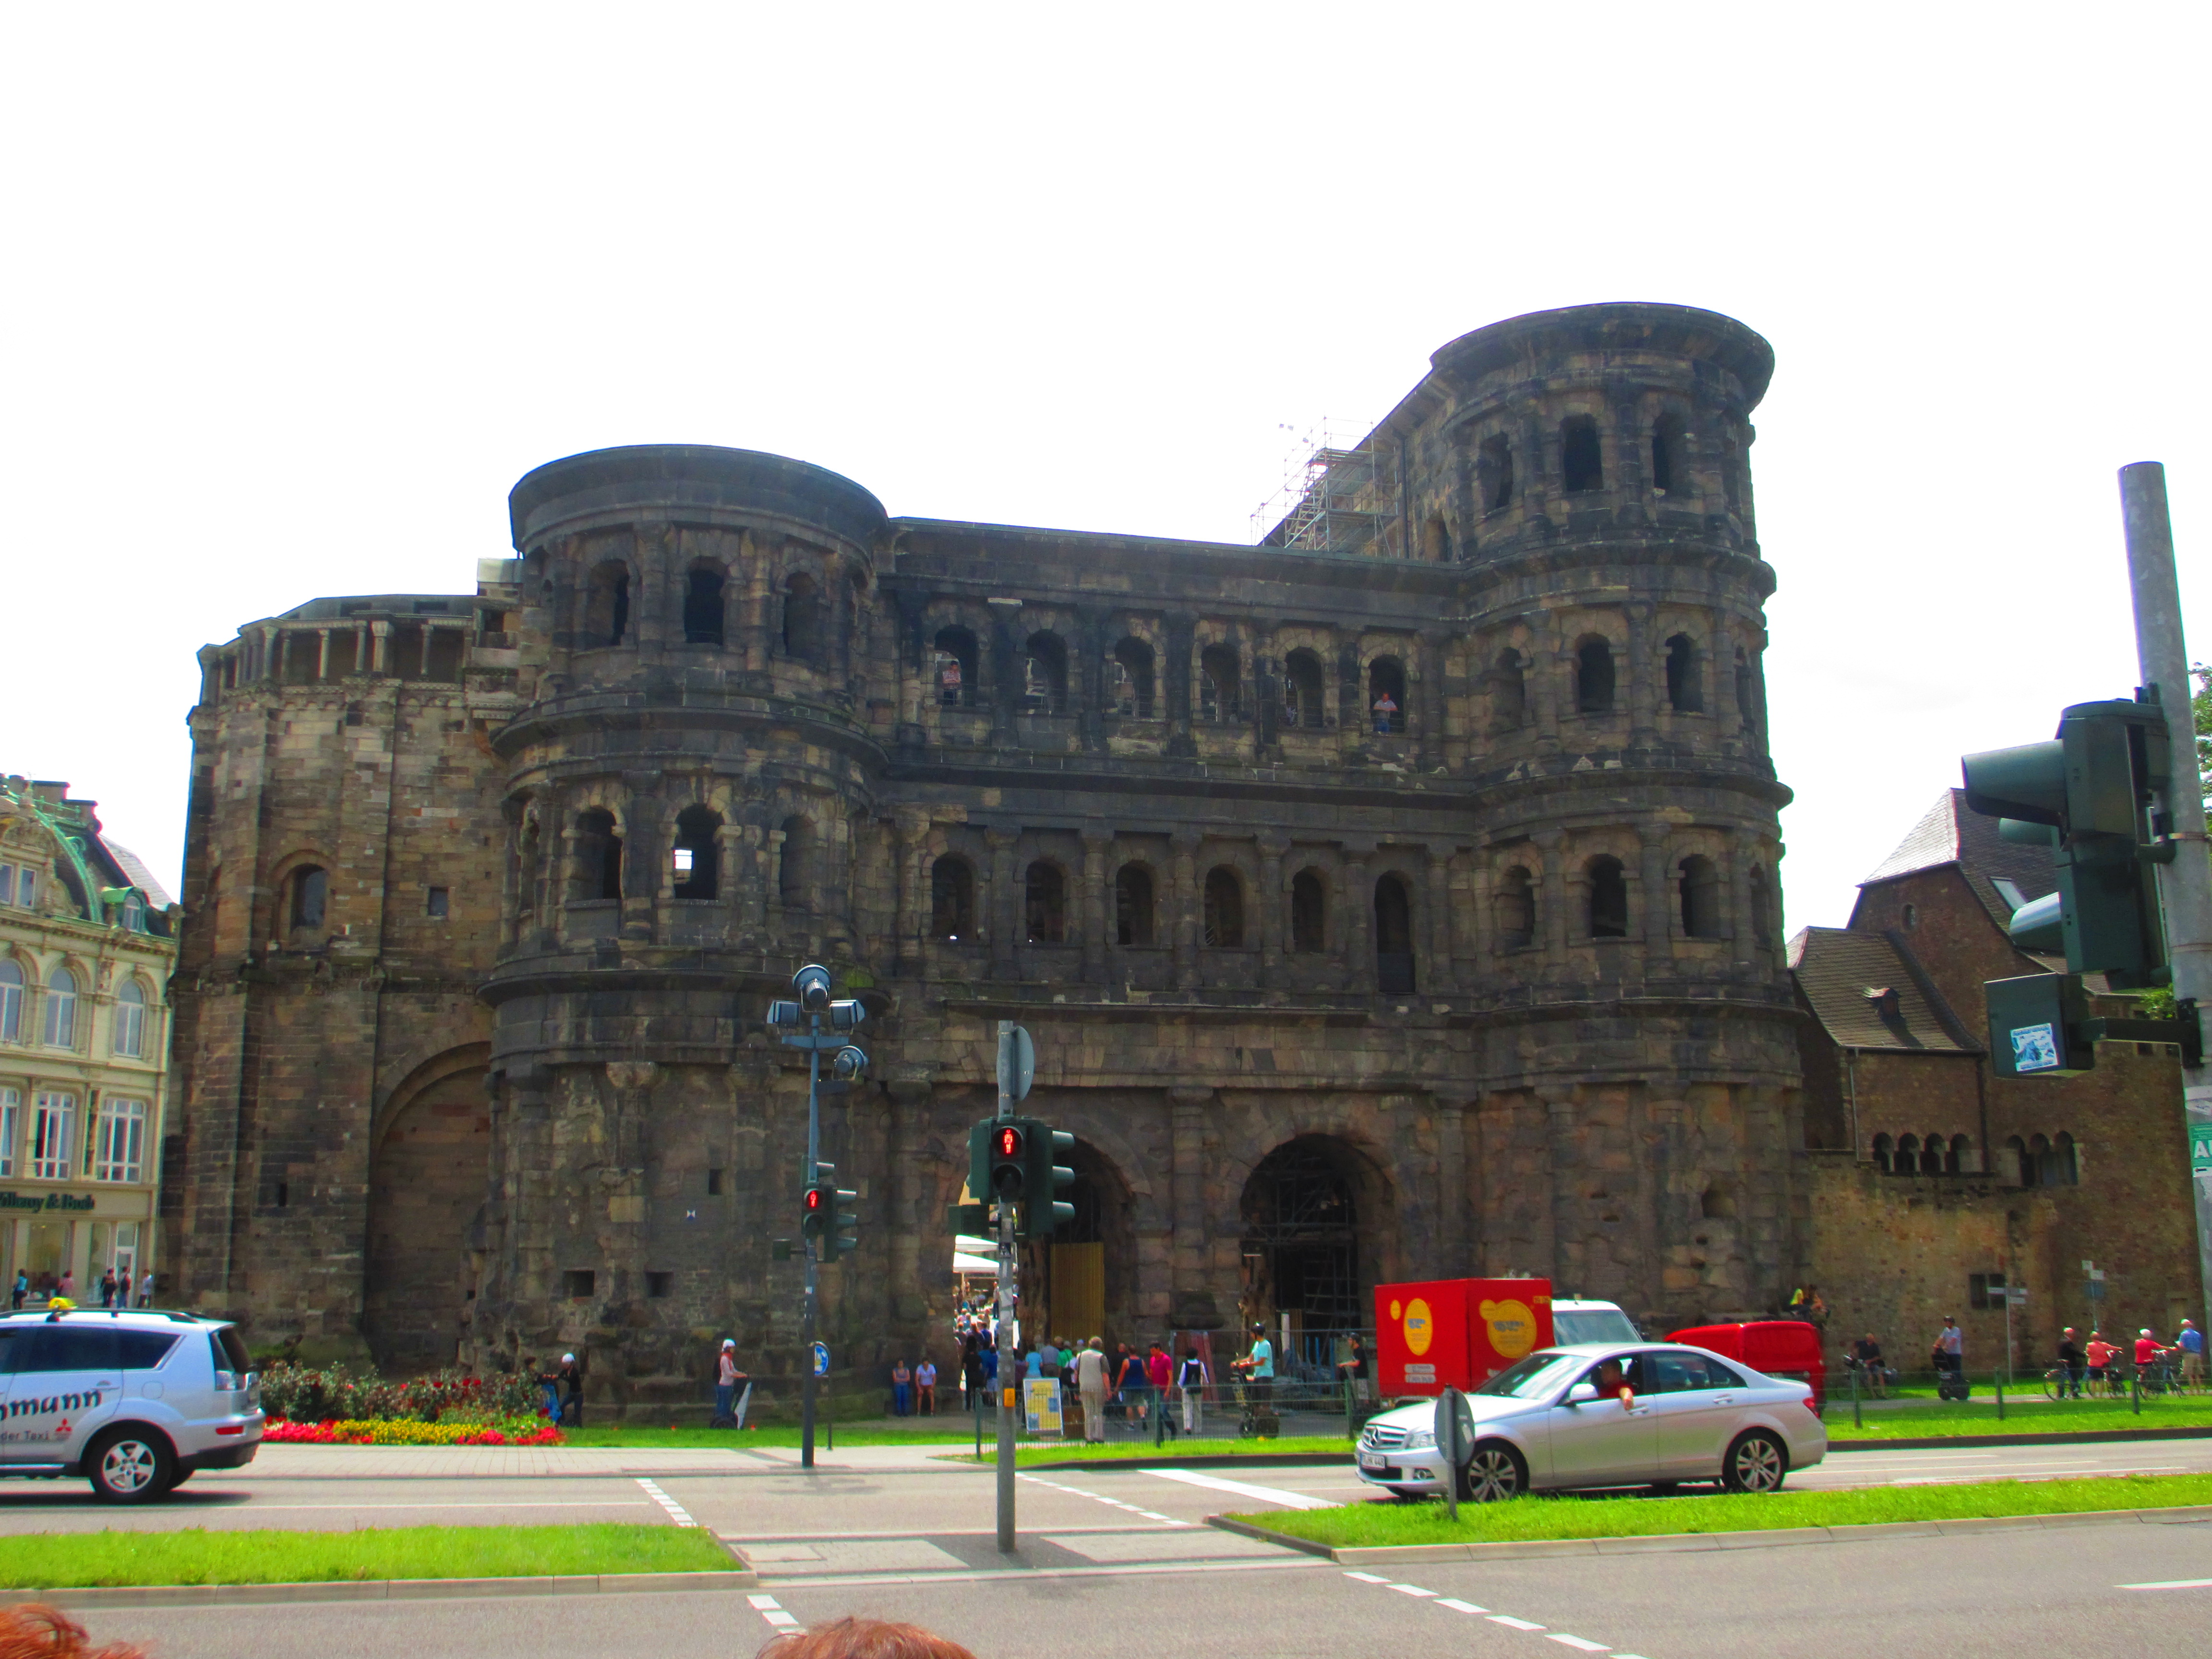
[2196,662,2212,807]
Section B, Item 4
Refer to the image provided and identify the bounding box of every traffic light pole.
[800,1027,822,1472]
[994,1019,1018,1555]
[2121,461,2212,1333]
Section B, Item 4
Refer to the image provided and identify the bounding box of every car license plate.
[1358,1453,1387,1471]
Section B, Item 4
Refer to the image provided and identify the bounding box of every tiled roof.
[1860,788,2059,933]
[101,839,175,912]
[1787,926,1980,1054]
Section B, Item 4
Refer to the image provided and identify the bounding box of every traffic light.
[832,1183,860,1258]
[988,1120,1028,1202]
[1019,1126,1076,1241]
[1961,697,2172,988]
[801,1180,829,1244]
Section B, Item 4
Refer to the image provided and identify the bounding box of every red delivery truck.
[1667,1320,1827,1410]
[1374,1278,1552,1396]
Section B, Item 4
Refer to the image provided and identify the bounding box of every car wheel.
[1462,1441,1527,1503]
[1720,1431,1787,1494]
[86,1429,174,1503]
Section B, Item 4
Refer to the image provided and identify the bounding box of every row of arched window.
[559,808,817,908]
[1870,1131,2080,1188]
[580,563,840,663]
[0,962,151,1056]
[1469,410,1744,516]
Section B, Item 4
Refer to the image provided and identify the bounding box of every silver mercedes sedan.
[1354,1342,1827,1502]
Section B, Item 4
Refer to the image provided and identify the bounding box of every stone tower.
[168,302,1803,1406]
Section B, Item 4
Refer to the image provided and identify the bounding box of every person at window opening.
[2085,1329,2119,1390]
[2056,1328,2085,1398]
[1231,1322,1274,1413]
[1370,689,1398,735]
[1851,1332,1887,1399]
[714,1339,747,1428]
[1931,1316,1964,1387]
[2180,1320,2205,1390]
[938,655,962,706]
[1177,1346,1209,1436]
[915,1355,938,1417]
[1595,1357,1635,1408]
[557,1352,583,1426]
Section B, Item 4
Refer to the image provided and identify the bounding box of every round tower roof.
[508,444,887,549]
[1430,302,1774,407]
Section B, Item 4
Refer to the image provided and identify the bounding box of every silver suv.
[0,1307,264,1501]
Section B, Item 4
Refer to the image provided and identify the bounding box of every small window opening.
[563,1269,596,1299]
[1495,866,1536,950]
[1652,412,1690,496]
[1920,1136,1946,1175]
[424,630,463,681]
[1678,856,1721,938]
[1282,650,1324,729]
[276,1180,289,1209]
[1576,637,1616,714]
[932,626,978,707]
[1700,1180,1735,1219]
[1290,869,1326,953]
[1561,415,1603,493]
[1199,644,1240,724]
[1896,1133,1922,1175]
[1367,658,1407,735]
[1115,864,1155,947]
[1374,874,1416,994]
[1490,649,1527,729]
[1203,866,1245,948]
[1947,1133,1970,1175]
[1023,633,1069,714]
[684,567,727,646]
[1422,516,1451,561]
[707,1168,725,1196]
[1872,1132,1894,1175]
[1110,638,1155,719]
[1587,856,1629,939]
[930,855,974,942]
[1024,861,1066,944]
[575,809,623,902]
[1664,634,1702,712]
[1902,902,1920,930]
[672,805,721,901]
[2054,1131,2078,1185]
[587,564,630,649]
[426,886,450,919]
[1479,433,1514,512]
[290,866,328,931]
[646,1271,673,1299]
[783,574,824,662]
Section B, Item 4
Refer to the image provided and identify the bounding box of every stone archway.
[1238,1135,1390,1378]
[1019,1138,1136,1349]
[363,1055,491,1374]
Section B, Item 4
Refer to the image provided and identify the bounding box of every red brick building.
[1790,790,2202,1378]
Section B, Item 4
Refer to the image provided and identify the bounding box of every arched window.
[1368,658,1407,735]
[1495,866,1536,950]
[932,626,978,708]
[1895,1133,1921,1175]
[2054,1131,2079,1185]
[1203,867,1245,948]
[1281,650,1325,729]
[1374,875,1415,994]
[1664,634,1702,712]
[1024,861,1066,943]
[1111,638,1155,718]
[1871,1132,1893,1175]
[1587,856,1628,938]
[2004,1134,2029,1186]
[1491,649,1527,729]
[0,960,20,1042]
[1290,870,1326,953]
[1678,855,1721,938]
[2029,1133,2058,1186]
[1576,637,1615,714]
[289,866,328,932]
[576,809,623,902]
[1422,517,1452,561]
[44,967,77,1049]
[930,855,974,942]
[113,980,146,1059]
[683,567,726,646]
[782,574,824,662]
[1651,412,1690,497]
[585,563,630,649]
[1920,1135,1946,1175]
[1023,633,1069,714]
[1115,864,1155,947]
[1479,433,1514,512]
[1950,1133,1973,1175]
[671,805,720,901]
[779,817,813,908]
[1561,414,1603,493]
[1199,645,1239,723]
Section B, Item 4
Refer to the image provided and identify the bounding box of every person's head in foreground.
[0,1603,146,1659]
[759,1616,976,1659]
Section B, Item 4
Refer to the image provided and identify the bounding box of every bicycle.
[2042,1364,2086,1401]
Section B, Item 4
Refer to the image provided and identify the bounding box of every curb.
[0,1570,758,1610]
[1205,1503,2212,1564]
[1829,1427,2212,1451]
[944,1452,1352,1472]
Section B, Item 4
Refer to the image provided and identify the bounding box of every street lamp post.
[768,965,867,1472]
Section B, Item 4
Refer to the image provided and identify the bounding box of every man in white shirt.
[1075,1338,1109,1442]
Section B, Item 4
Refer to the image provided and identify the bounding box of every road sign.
[1433,1388,1475,1462]
[812,1342,830,1378]
[998,1025,1035,1102]
[2191,1125,2212,1176]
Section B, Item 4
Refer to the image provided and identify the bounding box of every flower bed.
[258,1362,543,1426]
[264,1418,563,1446]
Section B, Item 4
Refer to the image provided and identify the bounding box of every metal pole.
[995,1019,1018,1555]
[1850,1356,1862,1430]
[2121,462,2212,1336]
[800,1022,822,1471]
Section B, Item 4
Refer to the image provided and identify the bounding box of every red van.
[1667,1321,1827,1412]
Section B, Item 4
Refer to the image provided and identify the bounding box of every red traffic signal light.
[804,1188,824,1213]
[994,1125,1024,1160]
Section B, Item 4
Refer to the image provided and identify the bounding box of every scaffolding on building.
[1250,420,1404,558]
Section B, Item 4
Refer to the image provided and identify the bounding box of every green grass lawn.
[1234,1471,2212,1550]
[928,1435,1352,1467]
[0,1525,734,1589]
[560,1424,975,1449]
[1830,1393,2212,1438]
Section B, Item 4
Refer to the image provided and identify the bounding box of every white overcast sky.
[3,4,2206,934]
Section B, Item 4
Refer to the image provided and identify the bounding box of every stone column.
[1168,1087,1217,1328]
[1257,834,1288,987]
[1417,630,1448,768]
[1638,820,1672,967]
[1727,829,1754,966]
[765,826,788,937]
[1625,601,1655,744]
[718,817,745,939]
[314,628,332,682]
[620,789,661,944]
[987,828,1019,977]
[1531,617,1561,753]
[1535,829,1568,975]
[1541,1085,1579,1286]
[886,1082,933,1324]
[1080,827,1109,983]
[1424,843,1456,995]
[1344,845,1375,994]
[368,621,391,675]
[498,798,525,950]
[892,811,930,975]
[1436,1096,1471,1273]
[1711,608,1741,732]
[1169,831,1200,991]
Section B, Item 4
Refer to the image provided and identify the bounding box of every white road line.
[635,1477,699,1527]
[747,1595,780,1610]
[756,1554,1328,1588]
[2123,1578,2212,1589]
[1438,1599,1489,1614]
[746,1593,802,1640]
[1344,1571,1391,1583]
[1140,1468,1334,1509]
[183,1501,655,1512]
[1547,1637,1609,1652]
[1016,1472,1191,1526]
[1490,1616,1547,1632]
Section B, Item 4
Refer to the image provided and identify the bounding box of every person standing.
[2086,1328,2119,1392]
[1115,1343,1148,1428]
[1145,1343,1172,1434]
[98,1269,117,1309]
[915,1355,938,1416]
[1076,1338,1108,1443]
[960,1331,983,1411]
[2056,1328,2086,1398]
[1176,1346,1208,1436]
[2135,1327,2168,1380]
[557,1352,584,1426]
[1932,1316,1963,1395]
[56,1269,74,1305]
[1235,1322,1275,1414]
[2179,1320,2205,1390]
[118,1269,132,1308]
[714,1339,746,1427]
[892,1357,913,1417]
[1371,690,1398,735]
[1337,1333,1371,1405]
[10,1270,24,1310]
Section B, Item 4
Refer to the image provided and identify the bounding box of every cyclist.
[2056,1327,2085,1398]
[2136,1327,2175,1392]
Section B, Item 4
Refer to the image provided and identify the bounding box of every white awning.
[953,1252,998,1275]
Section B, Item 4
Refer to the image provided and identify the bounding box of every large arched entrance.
[363,1055,491,1374]
[1239,1136,1382,1378]
[1019,1138,1134,1348]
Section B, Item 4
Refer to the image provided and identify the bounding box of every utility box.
[1373,1277,1552,1396]
[1987,972,2094,1078]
